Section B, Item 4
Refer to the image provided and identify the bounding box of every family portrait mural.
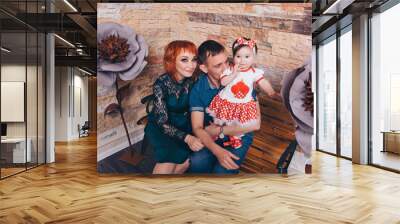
[97,3,313,174]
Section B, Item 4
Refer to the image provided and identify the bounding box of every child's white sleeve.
[254,68,265,85]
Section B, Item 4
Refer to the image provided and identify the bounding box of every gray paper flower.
[97,22,148,86]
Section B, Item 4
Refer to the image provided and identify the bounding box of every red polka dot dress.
[207,67,264,129]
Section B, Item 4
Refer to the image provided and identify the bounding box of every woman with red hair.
[145,40,204,174]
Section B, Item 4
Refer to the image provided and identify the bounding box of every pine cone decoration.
[98,34,130,63]
[302,72,313,115]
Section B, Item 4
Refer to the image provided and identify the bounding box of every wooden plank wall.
[241,94,295,173]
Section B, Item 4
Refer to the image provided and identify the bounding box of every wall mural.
[97,3,313,174]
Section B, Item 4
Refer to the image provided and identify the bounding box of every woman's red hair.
[163,40,197,80]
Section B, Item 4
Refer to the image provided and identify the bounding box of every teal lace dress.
[144,74,194,164]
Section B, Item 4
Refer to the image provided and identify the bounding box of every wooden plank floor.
[1,135,400,223]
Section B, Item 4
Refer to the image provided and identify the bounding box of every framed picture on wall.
[1,81,25,122]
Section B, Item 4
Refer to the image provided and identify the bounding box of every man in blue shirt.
[188,40,261,174]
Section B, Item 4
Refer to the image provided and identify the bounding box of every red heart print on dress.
[231,80,249,99]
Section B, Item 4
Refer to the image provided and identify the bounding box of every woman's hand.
[205,123,220,138]
[184,134,204,152]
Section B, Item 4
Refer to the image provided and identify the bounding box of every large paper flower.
[97,22,148,86]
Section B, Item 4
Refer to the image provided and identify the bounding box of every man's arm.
[191,111,239,170]
[191,111,220,152]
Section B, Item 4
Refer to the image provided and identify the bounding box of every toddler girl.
[207,37,279,148]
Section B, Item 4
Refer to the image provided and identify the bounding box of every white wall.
[55,66,69,141]
[72,73,89,138]
[54,67,89,141]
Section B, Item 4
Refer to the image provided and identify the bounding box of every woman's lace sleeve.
[152,81,188,141]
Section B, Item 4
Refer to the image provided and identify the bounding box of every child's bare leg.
[153,163,176,174]
[174,159,190,174]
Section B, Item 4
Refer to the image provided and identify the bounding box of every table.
[381,131,400,154]
[1,138,32,163]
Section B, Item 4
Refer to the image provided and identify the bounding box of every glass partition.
[370,3,400,171]
[0,1,46,179]
[38,32,45,165]
[27,31,38,169]
[317,35,337,155]
[1,31,28,177]
[339,26,352,158]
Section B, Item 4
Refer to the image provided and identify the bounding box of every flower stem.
[115,79,134,156]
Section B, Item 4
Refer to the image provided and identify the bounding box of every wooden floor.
[372,150,400,171]
[1,135,400,223]
[0,167,26,178]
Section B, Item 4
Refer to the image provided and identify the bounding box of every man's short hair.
[197,40,225,65]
